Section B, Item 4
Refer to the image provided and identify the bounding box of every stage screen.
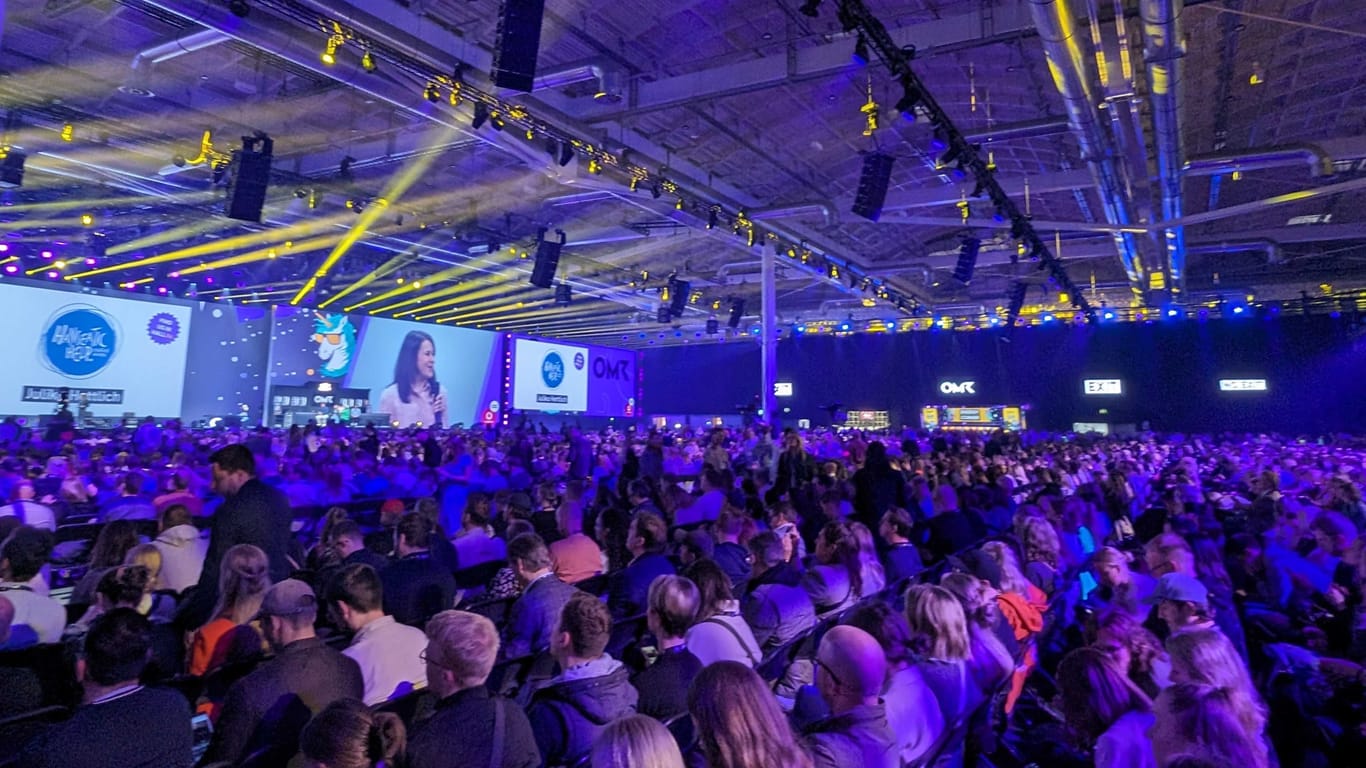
[511,337,590,413]
[0,282,193,418]
[270,307,502,428]
[511,336,640,416]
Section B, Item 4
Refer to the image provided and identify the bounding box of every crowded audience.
[0,418,1363,768]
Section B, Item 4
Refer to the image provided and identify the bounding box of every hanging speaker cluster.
[529,229,566,289]
[492,0,547,92]
[851,152,894,221]
[225,134,273,223]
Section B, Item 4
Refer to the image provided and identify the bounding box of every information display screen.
[510,336,639,416]
[0,283,193,418]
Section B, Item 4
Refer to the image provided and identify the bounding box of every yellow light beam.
[176,234,340,275]
[343,263,467,312]
[316,253,411,308]
[292,123,458,305]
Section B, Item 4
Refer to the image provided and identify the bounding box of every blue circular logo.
[541,351,565,388]
[42,306,119,378]
[573,352,585,370]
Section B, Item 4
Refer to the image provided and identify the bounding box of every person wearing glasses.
[202,579,363,767]
[408,610,540,768]
[803,625,898,768]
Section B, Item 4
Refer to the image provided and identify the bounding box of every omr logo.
[593,357,631,381]
[939,381,976,395]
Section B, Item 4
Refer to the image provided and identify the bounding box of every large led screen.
[270,307,501,427]
[510,336,640,417]
[0,282,193,418]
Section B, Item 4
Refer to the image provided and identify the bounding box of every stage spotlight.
[490,114,505,131]
[852,34,869,66]
[61,123,74,142]
[361,50,377,73]
[321,34,342,66]
[895,80,922,119]
[472,102,489,129]
[79,213,94,226]
[424,82,441,103]
[799,0,822,17]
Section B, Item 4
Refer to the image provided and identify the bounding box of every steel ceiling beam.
[562,1,1040,121]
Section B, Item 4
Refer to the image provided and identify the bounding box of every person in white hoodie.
[151,504,208,594]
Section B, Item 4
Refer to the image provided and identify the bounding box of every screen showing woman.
[377,330,446,427]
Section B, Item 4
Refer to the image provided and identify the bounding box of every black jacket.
[852,463,907,526]
[527,663,639,767]
[608,552,675,619]
[17,686,192,768]
[178,478,293,629]
[408,686,540,768]
[631,644,703,720]
[381,552,457,629]
[203,637,363,766]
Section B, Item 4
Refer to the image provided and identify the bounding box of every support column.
[760,243,778,429]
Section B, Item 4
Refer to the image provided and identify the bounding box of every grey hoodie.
[152,524,208,593]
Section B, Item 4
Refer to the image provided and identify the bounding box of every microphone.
[432,382,444,429]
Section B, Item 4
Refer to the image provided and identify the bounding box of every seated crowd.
[0,418,1364,768]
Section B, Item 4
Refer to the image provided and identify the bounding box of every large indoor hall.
[0,1,1364,767]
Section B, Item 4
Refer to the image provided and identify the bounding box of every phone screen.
[191,714,213,761]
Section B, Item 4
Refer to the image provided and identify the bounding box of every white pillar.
[761,243,778,428]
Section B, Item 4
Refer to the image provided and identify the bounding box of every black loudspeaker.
[668,279,689,317]
[706,318,719,335]
[657,306,672,323]
[554,283,572,305]
[529,238,562,288]
[492,0,547,92]
[851,152,894,221]
[225,135,273,222]
[1006,282,1028,322]
[0,151,27,188]
[953,237,981,284]
[728,299,745,329]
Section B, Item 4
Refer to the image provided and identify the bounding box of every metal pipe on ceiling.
[1186,238,1285,265]
[1184,144,1335,178]
[961,117,1071,144]
[749,201,838,228]
[130,28,230,68]
[1141,0,1188,297]
[1029,0,1148,296]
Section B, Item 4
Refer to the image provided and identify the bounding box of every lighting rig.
[809,0,1095,323]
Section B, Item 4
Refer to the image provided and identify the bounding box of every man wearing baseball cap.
[1146,573,1217,638]
[203,579,363,766]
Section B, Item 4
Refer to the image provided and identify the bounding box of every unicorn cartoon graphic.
[310,312,356,378]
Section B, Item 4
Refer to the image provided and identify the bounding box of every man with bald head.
[803,624,898,768]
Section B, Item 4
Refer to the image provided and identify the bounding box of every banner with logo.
[511,338,591,412]
[586,344,639,417]
[0,282,192,417]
